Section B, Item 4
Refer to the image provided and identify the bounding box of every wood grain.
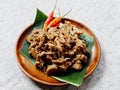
[15,18,101,86]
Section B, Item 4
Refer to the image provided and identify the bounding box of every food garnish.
[43,0,57,30]
[27,21,89,75]
[20,5,94,86]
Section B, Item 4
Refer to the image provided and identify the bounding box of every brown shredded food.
[27,21,89,75]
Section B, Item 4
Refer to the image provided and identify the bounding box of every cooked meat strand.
[46,64,58,75]
[27,21,89,75]
[72,63,83,70]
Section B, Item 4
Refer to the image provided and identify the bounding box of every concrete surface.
[0,0,120,90]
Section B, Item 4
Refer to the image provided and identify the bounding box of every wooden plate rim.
[15,18,101,86]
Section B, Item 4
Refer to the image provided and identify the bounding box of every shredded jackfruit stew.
[27,21,90,75]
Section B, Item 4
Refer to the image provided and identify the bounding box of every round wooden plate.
[15,18,101,86]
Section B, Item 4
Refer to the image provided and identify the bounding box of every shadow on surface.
[78,50,105,90]
[31,49,105,90]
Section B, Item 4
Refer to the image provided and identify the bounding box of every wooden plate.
[15,18,101,86]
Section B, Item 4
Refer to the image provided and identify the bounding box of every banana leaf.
[20,9,94,87]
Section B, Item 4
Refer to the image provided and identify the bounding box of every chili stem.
[62,9,72,17]
[53,0,57,12]
[58,8,61,17]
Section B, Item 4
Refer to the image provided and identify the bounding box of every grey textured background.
[0,0,120,90]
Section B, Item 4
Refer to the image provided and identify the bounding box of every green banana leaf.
[20,9,94,87]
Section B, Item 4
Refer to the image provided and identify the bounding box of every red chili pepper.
[49,17,62,27]
[49,9,71,27]
[55,22,60,27]
[47,11,54,24]
[43,11,54,30]
[43,0,57,30]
